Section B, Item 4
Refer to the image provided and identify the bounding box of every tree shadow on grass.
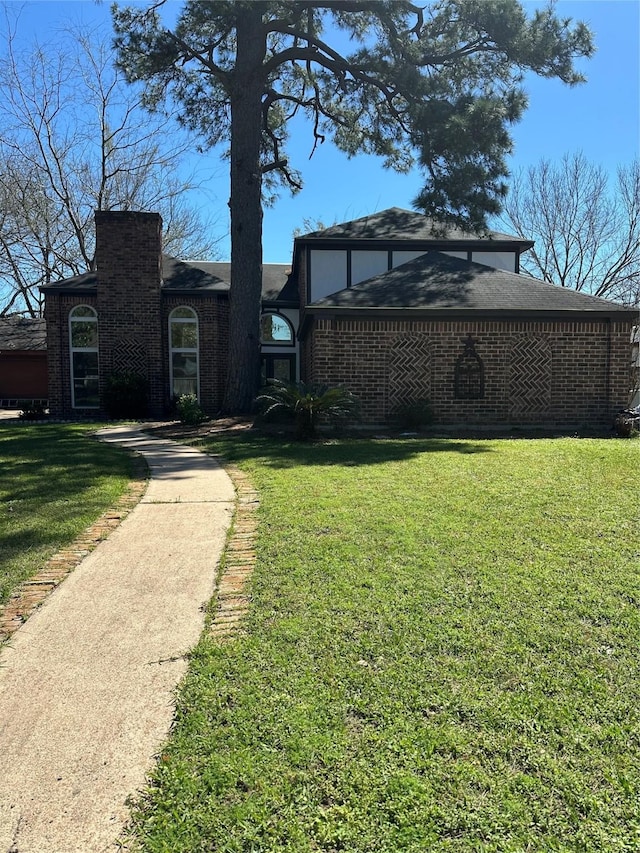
[146,423,494,469]
[0,422,133,502]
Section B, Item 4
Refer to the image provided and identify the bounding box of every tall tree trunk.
[223,5,266,413]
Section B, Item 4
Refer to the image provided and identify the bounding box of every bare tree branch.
[499,153,640,305]
[0,13,221,316]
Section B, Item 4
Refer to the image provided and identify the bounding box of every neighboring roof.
[40,258,295,303]
[0,316,47,351]
[298,207,533,249]
[308,252,636,317]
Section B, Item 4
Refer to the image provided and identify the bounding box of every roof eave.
[294,236,534,253]
[305,305,637,320]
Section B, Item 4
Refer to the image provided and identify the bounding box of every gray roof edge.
[305,305,637,319]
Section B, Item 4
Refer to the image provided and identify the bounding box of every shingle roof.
[299,207,531,246]
[0,317,47,350]
[40,257,295,302]
[309,252,635,315]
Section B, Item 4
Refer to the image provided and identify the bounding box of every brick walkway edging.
[208,463,259,641]
[0,448,260,645]
[0,453,148,643]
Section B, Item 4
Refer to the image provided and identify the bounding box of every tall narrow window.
[69,305,99,408]
[169,306,199,399]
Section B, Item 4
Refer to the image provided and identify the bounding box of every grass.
[0,421,137,605]
[126,433,640,852]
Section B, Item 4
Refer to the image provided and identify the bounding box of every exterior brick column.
[95,211,164,417]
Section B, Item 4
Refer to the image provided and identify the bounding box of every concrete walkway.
[0,426,236,853]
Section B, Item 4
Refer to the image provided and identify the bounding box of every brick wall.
[45,293,99,418]
[161,295,229,415]
[306,317,633,428]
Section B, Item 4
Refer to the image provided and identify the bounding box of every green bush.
[176,394,206,425]
[103,372,149,419]
[614,410,640,438]
[256,380,360,440]
[18,402,48,421]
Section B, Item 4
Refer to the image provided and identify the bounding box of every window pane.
[73,351,98,378]
[172,353,197,378]
[273,358,294,382]
[72,352,99,407]
[70,306,96,319]
[171,322,197,349]
[172,353,198,397]
[73,377,100,408]
[261,314,293,343]
[71,320,98,348]
[171,307,196,320]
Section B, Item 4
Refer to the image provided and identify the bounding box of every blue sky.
[3,0,639,262]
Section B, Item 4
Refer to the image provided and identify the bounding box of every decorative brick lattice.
[112,339,148,377]
[386,334,432,412]
[509,336,552,415]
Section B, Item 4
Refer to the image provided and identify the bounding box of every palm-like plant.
[256,380,360,440]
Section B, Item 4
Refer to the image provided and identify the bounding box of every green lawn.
[0,422,136,605]
[125,433,639,852]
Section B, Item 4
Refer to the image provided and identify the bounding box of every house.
[0,316,48,409]
[41,208,636,428]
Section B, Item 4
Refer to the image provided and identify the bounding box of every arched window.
[69,305,99,408]
[260,312,294,345]
[169,306,199,399]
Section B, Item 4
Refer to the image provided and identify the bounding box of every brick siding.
[161,296,229,415]
[95,211,164,417]
[306,317,633,428]
[46,212,229,419]
[45,293,99,418]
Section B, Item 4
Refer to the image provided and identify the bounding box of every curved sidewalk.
[0,426,235,853]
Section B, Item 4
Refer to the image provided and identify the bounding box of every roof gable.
[298,207,531,247]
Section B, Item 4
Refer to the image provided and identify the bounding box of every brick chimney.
[95,210,164,416]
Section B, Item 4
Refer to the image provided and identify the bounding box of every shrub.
[18,402,47,421]
[256,380,360,440]
[614,409,640,438]
[389,398,434,430]
[176,394,206,425]
[103,372,149,419]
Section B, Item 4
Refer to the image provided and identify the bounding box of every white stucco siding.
[309,250,347,301]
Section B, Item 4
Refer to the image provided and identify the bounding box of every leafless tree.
[499,152,640,305]
[0,13,221,317]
